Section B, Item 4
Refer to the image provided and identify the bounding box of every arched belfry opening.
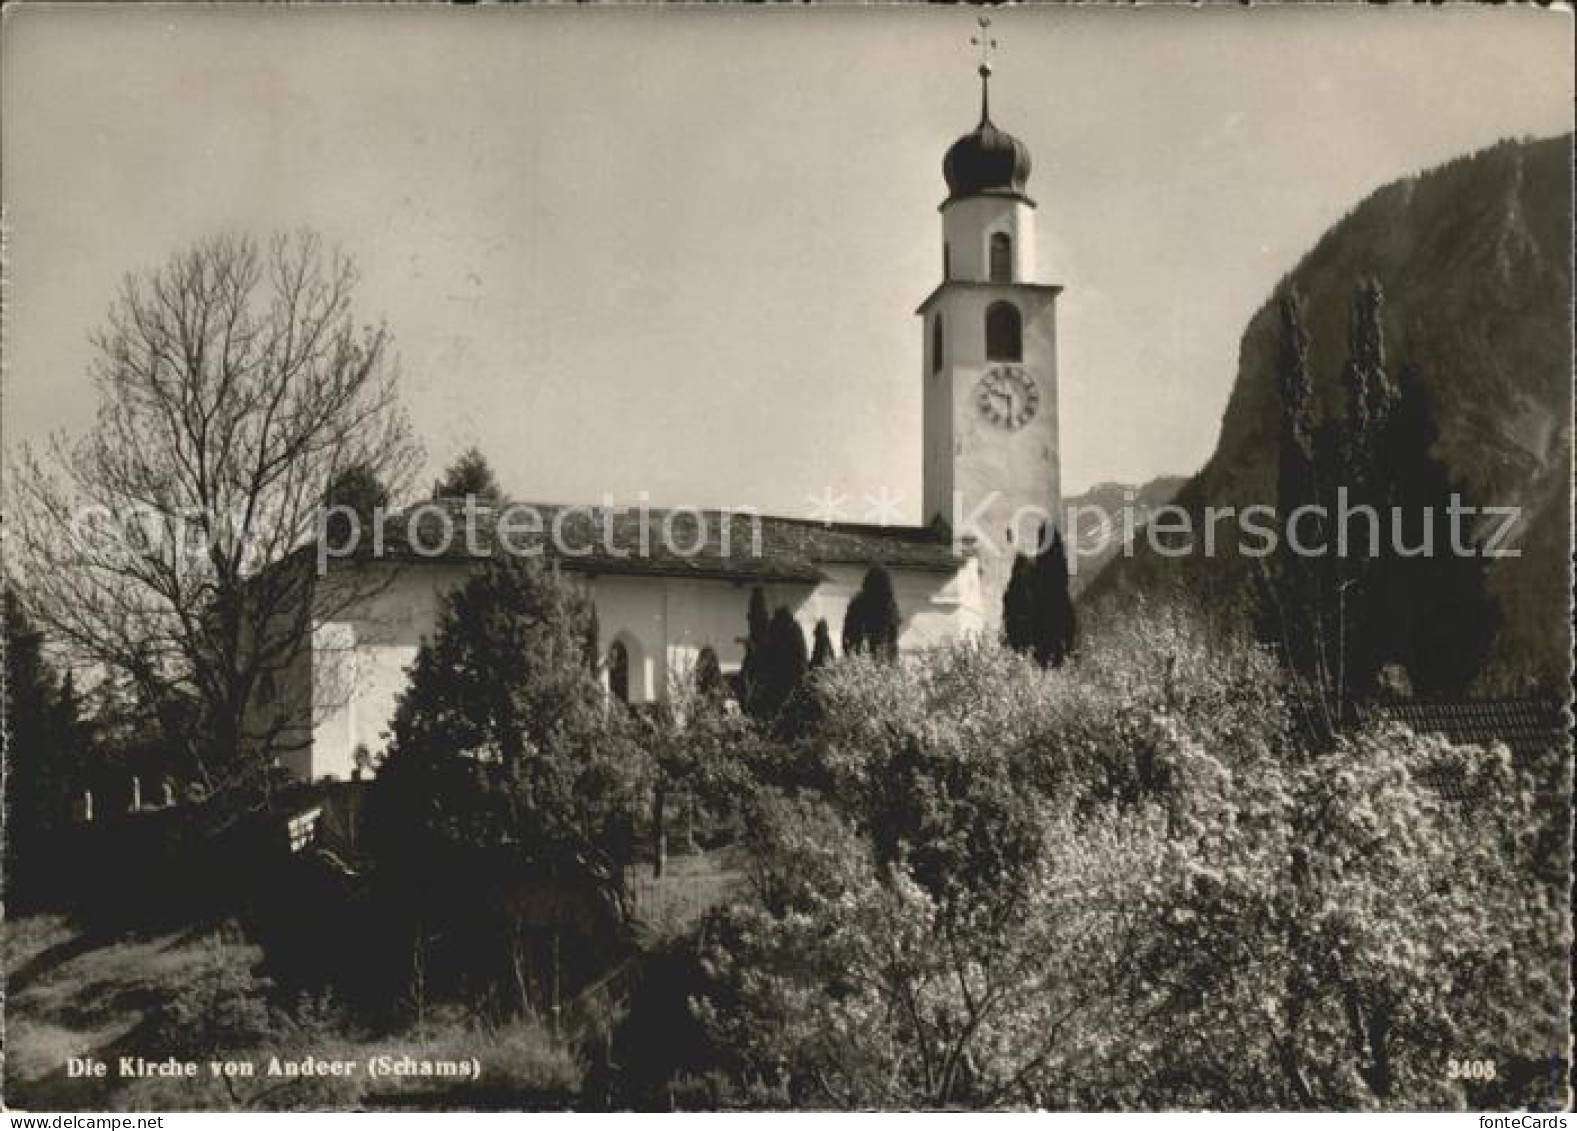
[985,301,1022,361]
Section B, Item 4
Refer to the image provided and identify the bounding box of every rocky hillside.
[1062,476,1186,595]
[1087,134,1573,691]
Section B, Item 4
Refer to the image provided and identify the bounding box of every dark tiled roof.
[356,499,967,583]
[1361,697,1572,803]
[1363,698,1570,763]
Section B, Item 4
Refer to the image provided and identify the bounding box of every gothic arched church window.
[989,232,1013,282]
[608,640,630,704]
[985,301,1022,361]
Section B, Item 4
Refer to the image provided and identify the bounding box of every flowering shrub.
[696,617,1569,1110]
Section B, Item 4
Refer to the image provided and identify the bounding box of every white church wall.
[644,576,794,687]
[307,561,471,781]
[309,619,358,782]
[798,562,983,653]
[297,556,980,781]
[587,574,666,702]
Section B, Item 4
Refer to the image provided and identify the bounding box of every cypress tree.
[1259,288,1335,711]
[810,618,836,668]
[1340,279,1396,495]
[740,586,772,716]
[746,607,810,728]
[1370,362,1500,696]
[1002,553,1036,654]
[694,645,727,704]
[1260,280,1499,712]
[1335,280,1401,711]
[1276,291,1320,521]
[848,564,901,662]
[584,602,602,678]
[1031,527,1076,668]
[841,589,867,657]
[1002,529,1075,669]
[747,587,771,652]
[766,608,809,704]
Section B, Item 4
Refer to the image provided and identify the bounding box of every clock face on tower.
[974,365,1040,430]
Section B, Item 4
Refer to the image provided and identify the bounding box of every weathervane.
[972,15,997,76]
[971,15,998,122]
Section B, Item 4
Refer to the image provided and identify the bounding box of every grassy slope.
[2,852,739,1111]
[3,916,231,1109]
[1,915,577,1111]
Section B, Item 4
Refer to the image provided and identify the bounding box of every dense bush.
[363,556,654,1019]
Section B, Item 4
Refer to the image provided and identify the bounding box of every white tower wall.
[941,196,1037,282]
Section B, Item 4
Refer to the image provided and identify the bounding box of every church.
[280,57,1064,783]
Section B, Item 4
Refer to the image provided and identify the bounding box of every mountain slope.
[1086,134,1573,691]
[1063,476,1186,596]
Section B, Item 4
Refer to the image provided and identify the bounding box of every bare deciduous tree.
[10,231,422,801]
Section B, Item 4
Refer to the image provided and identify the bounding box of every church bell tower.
[919,20,1062,636]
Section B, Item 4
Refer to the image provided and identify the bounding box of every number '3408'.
[1446,1058,1497,1081]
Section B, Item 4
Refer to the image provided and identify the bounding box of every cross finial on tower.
[971,15,997,123]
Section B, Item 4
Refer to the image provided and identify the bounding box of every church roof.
[359,498,967,583]
[943,117,1033,206]
[941,66,1033,207]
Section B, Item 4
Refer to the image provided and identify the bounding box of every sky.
[3,5,1571,519]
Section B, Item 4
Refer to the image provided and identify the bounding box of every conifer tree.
[1002,529,1075,668]
[3,591,93,907]
[325,462,392,545]
[1002,553,1036,654]
[841,589,867,657]
[380,556,605,777]
[1339,279,1397,497]
[764,607,810,717]
[584,601,602,679]
[747,586,771,650]
[810,618,836,669]
[1259,289,1336,716]
[431,446,504,501]
[369,556,647,1012]
[1030,527,1077,668]
[1275,291,1320,523]
[741,606,811,728]
[843,565,900,662]
[1260,280,1501,714]
[1333,281,1400,710]
[740,586,773,716]
[694,646,727,703]
[1369,362,1501,696]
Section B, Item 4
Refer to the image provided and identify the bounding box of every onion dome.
[942,65,1033,205]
